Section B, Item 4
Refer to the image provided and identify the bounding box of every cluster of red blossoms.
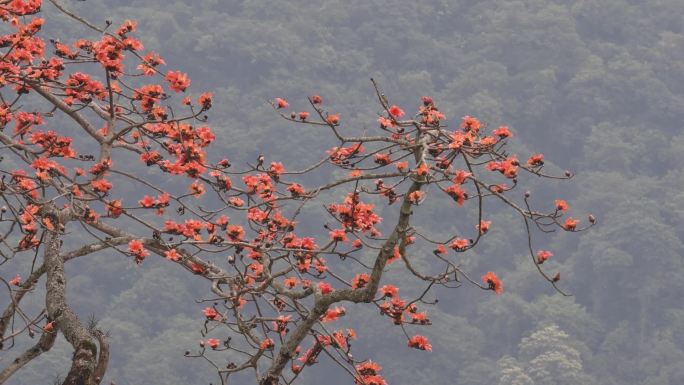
[0,2,593,383]
[355,361,387,385]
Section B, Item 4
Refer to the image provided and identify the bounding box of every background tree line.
[5,0,683,384]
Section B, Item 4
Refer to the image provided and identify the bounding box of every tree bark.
[44,225,103,385]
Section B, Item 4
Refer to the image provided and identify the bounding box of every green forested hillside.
[7,0,684,384]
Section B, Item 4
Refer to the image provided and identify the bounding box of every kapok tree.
[0,1,594,385]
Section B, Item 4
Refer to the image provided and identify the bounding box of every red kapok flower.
[326,114,340,125]
[165,249,180,261]
[198,92,213,109]
[481,271,503,294]
[555,199,569,212]
[91,179,113,193]
[260,338,274,350]
[351,273,370,289]
[388,105,405,118]
[318,282,332,295]
[288,183,305,196]
[461,115,481,131]
[527,153,545,167]
[189,180,205,197]
[321,306,345,322]
[275,97,288,109]
[408,190,425,204]
[269,162,285,177]
[449,238,469,251]
[329,229,348,242]
[203,307,219,320]
[477,220,491,234]
[407,335,432,352]
[564,217,579,230]
[43,321,55,333]
[9,274,21,286]
[379,284,398,298]
[165,70,191,92]
[283,277,299,289]
[128,239,149,264]
[493,125,512,138]
[536,250,553,264]
[206,338,220,349]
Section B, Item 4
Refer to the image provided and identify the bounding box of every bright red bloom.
[275,97,289,109]
[407,190,425,204]
[311,95,322,104]
[493,125,512,138]
[481,271,503,294]
[445,184,467,206]
[374,153,391,165]
[206,338,220,349]
[91,179,113,193]
[329,229,348,242]
[189,180,205,197]
[139,195,156,208]
[452,170,473,184]
[388,105,405,118]
[555,199,569,212]
[228,197,245,207]
[318,282,332,295]
[269,162,285,177]
[321,306,345,322]
[43,322,55,333]
[165,249,180,261]
[128,240,149,264]
[536,250,553,264]
[190,262,205,274]
[477,220,491,234]
[379,284,398,297]
[283,277,299,289]
[410,311,429,324]
[461,115,481,131]
[9,274,21,286]
[272,315,291,335]
[564,217,579,230]
[407,335,432,352]
[351,273,370,289]
[415,163,429,176]
[527,153,545,167]
[260,338,274,350]
[355,361,385,384]
[203,307,219,320]
[116,19,136,35]
[198,92,213,109]
[378,116,395,128]
[388,246,402,264]
[326,114,340,125]
[165,70,190,92]
[449,238,469,251]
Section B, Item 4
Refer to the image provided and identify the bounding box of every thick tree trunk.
[43,227,103,385]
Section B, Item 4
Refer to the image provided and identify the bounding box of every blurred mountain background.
[6,0,684,384]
